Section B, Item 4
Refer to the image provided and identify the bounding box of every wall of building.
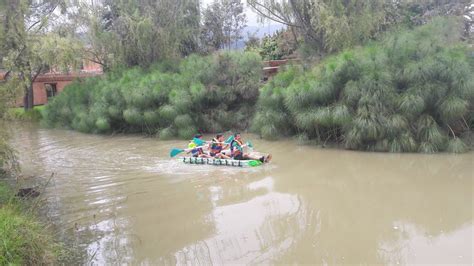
[31,80,71,106]
[9,58,103,107]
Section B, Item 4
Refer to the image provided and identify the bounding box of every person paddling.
[209,133,230,159]
[230,133,271,162]
[187,134,211,158]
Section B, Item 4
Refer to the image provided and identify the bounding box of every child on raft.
[187,133,272,163]
[230,133,271,163]
[208,133,230,159]
[187,134,212,158]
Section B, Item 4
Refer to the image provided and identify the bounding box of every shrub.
[252,17,473,153]
[43,51,262,137]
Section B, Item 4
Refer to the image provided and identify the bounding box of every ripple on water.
[8,124,473,265]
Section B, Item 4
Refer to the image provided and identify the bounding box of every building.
[0,59,103,107]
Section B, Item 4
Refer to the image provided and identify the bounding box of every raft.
[180,157,263,167]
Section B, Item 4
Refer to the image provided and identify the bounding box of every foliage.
[245,29,298,60]
[0,206,56,265]
[0,0,83,110]
[71,0,201,69]
[201,0,247,52]
[7,106,45,121]
[248,0,472,56]
[0,181,60,265]
[248,0,399,54]
[43,52,262,137]
[252,17,474,153]
[0,0,81,109]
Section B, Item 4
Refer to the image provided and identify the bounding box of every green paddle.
[170,148,185,157]
[170,135,252,158]
[248,160,262,167]
[193,135,234,146]
[225,135,234,144]
[193,137,206,146]
[246,140,253,148]
[170,145,206,158]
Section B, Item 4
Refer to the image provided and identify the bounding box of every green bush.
[8,106,44,121]
[43,51,262,137]
[252,17,473,153]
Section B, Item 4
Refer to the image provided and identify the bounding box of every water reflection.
[173,177,300,265]
[379,222,472,265]
[8,123,473,264]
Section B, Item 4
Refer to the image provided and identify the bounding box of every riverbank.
[0,180,61,265]
[7,106,44,121]
[253,18,473,153]
[42,52,262,138]
[40,18,473,154]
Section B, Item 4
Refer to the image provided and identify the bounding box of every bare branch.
[247,0,300,27]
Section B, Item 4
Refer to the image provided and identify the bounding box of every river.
[9,123,473,265]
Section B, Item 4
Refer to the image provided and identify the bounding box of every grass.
[0,181,59,265]
[8,106,45,121]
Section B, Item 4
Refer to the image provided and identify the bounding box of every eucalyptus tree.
[248,0,472,55]
[201,1,226,52]
[201,0,247,51]
[0,0,82,110]
[75,0,201,69]
[221,0,247,49]
[248,0,396,55]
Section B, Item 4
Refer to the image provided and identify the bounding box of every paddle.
[170,135,253,158]
[193,135,234,146]
[225,135,234,144]
[170,136,223,158]
[170,145,207,158]
[170,148,185,157]
[192,137,206,146]
[246,140,253,148]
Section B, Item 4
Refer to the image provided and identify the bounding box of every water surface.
[10,123,473,265]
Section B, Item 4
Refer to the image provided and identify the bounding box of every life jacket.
[210,138,223,155]
[189,141,203,156]
[191,147,203,157]
[230,139,243,157]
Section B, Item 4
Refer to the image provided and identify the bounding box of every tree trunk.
[23,66,42,110]
[23,83,34,110]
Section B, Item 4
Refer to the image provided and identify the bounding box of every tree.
[221,0,247,49]
[201,0,247,51]
[0,0,82,110]
[74,0,201,69]
[248,0,472,56]
[245,29,297,60]
[248,0,396,55]
[201,1,226,52]
[244,33,260,52]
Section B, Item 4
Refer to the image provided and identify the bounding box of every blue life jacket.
[210,138,223,155]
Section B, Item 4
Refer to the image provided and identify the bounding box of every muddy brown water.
[9,123,473,265]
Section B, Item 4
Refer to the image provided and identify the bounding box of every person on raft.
[209,133,230,159]
[230,133,271,162]
[188,134,211,158]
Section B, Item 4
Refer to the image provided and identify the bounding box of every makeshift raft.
[180,157,263,167]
